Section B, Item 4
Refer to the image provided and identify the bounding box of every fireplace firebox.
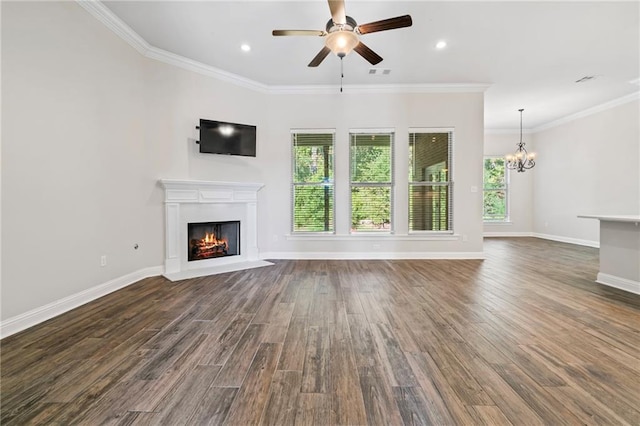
[188,221,240,261]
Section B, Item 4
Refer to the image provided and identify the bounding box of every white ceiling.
[101,1,639,130]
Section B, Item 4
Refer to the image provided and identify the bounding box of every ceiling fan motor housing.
[326,16,357,32]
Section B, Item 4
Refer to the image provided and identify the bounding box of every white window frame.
[349,128,395,234]
[483,156,510,222]
[291,129,336,234]
[408,128,454,234]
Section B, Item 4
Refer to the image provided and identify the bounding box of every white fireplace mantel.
[159,179,272,281]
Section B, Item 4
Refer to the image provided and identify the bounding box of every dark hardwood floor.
[2,237,639,425]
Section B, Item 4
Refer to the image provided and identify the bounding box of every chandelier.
[506,108,536,172]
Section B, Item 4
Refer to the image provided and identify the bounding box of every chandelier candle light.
[506,108,536,172]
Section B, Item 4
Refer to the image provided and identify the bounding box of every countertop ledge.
[578,215,640,223]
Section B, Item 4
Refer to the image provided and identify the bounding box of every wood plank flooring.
[2,237,640,425]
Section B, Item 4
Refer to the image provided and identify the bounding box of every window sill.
[286,233,460,241]
[483,221,513,226]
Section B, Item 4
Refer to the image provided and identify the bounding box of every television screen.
[198,119,256,157]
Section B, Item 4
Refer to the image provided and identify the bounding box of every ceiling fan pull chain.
[340,56,344,92]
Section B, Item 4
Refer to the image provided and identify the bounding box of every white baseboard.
[260,251,486,260]
[484,232,600,248]
[0,266,163,339]
[484,232,534,237]
[596,273,640,295]
[532,232,599,248]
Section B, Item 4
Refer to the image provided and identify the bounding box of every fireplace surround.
[159,179,271,281]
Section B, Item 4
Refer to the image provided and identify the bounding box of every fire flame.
[189,229,229,261]
[198,232,227,250]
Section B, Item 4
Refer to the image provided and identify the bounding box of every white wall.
[532,99,640,245]
[1,2,273,324]
[1,1,156,320]
[483,132,534,235]
[143,60,268,183]
[2,1,486,327]
[260,92,485,256]
[145,67,486,257]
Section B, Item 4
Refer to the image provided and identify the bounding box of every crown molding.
[484,128,534,135]
[77,1,490,95]
[78,0,269,93]
[268,83,491,95]
[486,91,640,134]
[77,0,149,55]
[532,91,640,133]
[145,47,269,93]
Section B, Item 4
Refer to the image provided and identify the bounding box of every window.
[292,131,335,232]
[483,157,509,221]
[408,130,453,232]
[350,131,393,232]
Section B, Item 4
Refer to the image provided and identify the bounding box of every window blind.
[350,132,394,232]
[292,132,335,233]
[408,131,453,232]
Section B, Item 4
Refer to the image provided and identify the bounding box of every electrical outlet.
[462,234,468,242]
[373,244,381,249]
[100,255,107,267]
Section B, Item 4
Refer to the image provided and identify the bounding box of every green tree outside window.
[483,157,508,221]
[292,133,334,232]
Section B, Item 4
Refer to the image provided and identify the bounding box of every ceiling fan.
[272,0,412,67]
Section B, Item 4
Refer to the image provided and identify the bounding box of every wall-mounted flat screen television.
[198,119,257,157]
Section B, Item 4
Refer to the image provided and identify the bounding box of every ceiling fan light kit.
[325,30,359,57]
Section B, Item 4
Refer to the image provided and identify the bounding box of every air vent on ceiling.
[369,68,391,75]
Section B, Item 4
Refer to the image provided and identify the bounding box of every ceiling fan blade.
[357,15,413,35]
[308,46,332,67]
[353,42,383,65]
[328,0,346,25]
[272,29,326,37]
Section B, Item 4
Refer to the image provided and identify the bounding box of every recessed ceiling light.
[241,44,251,52]
[436,40,447,50]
